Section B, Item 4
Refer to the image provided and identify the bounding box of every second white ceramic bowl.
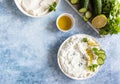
[14,0,60,18]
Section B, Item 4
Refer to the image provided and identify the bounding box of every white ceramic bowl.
[57,34,102,80]
[56,13,75,32]
[14,0,60,18]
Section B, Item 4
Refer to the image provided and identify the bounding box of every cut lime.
[92,15,107,28]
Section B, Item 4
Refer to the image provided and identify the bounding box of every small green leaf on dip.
[82,38,88,42]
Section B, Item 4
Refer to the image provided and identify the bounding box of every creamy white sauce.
[17,0,56,16]
[58,35,100,79]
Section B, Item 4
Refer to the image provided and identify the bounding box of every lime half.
[92,15,107,29]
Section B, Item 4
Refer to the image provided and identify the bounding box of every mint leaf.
[82,38,88,42]
[49,2,57,12]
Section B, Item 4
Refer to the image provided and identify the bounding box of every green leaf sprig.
[82,38,88,42]
[49,2,57,12]
[88,64,98,72]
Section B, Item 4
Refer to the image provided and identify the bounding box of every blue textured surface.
[0,0,120,84]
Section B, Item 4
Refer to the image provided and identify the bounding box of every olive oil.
[58,15,73,31]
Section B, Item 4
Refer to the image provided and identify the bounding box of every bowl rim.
[14,0,60,18]
[57,34,102,80]
[56,13,75,32]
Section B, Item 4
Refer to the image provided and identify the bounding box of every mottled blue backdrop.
[0,0,120,84]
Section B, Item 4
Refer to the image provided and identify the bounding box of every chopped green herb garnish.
[82,38,88,42]
[92,48,98,52]
[93,64,98,68]
[88,64,98,72]
[49,2,57,12]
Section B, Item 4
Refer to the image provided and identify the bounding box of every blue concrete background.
[0,0,120,84]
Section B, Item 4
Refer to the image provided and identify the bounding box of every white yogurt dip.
[58,34,105,80]
[17,0,57,16]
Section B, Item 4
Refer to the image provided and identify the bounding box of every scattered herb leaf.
[88,64,98,72]
[49,2,57,12]
[92,48,98,52]
[82,38,88,42]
